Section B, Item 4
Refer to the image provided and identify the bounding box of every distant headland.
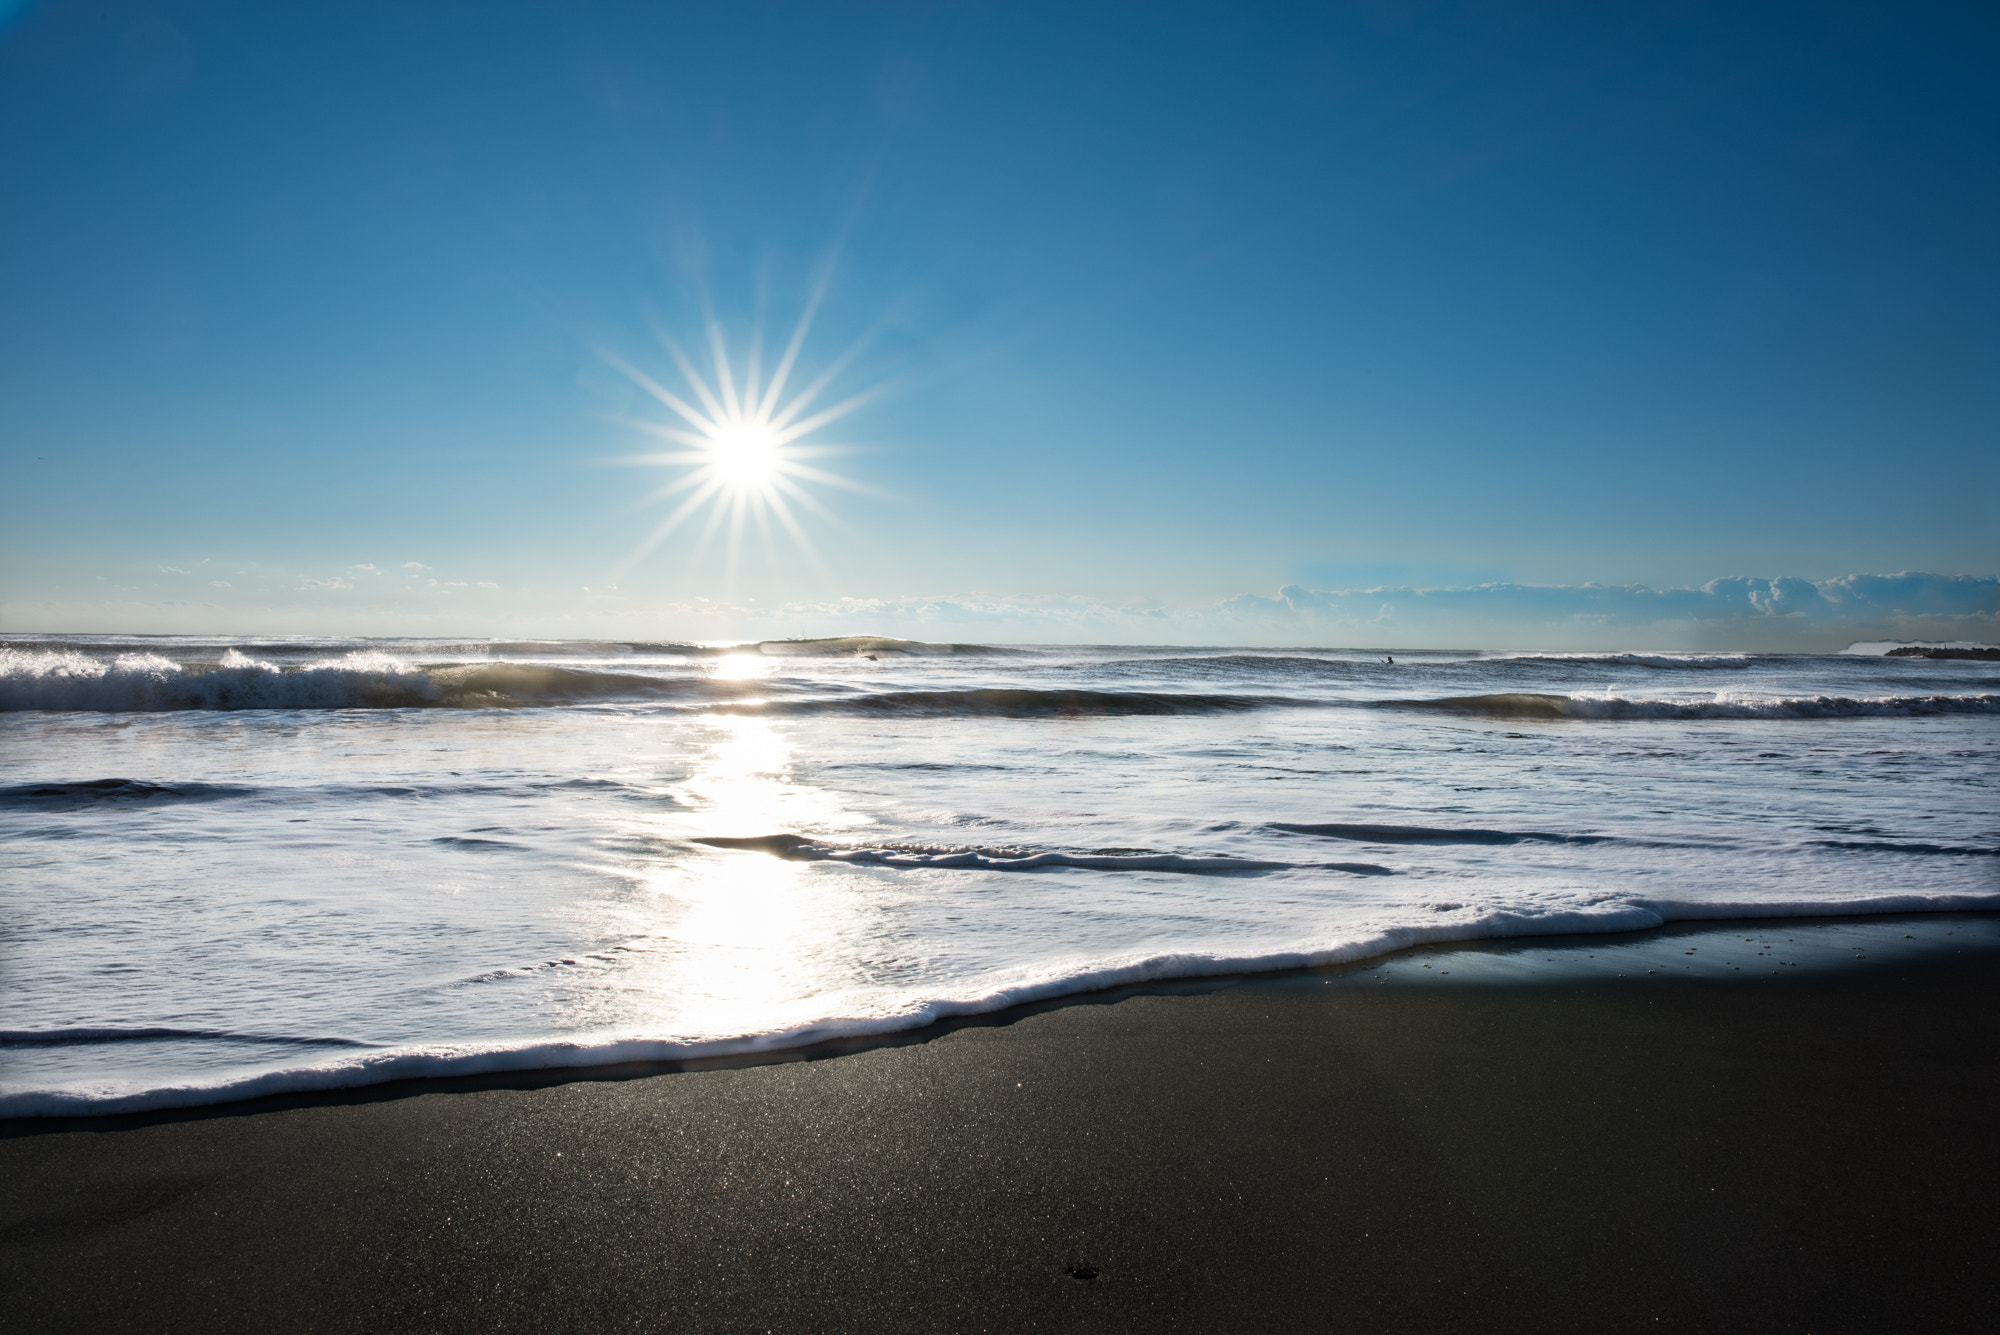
[1886,645,2000,661]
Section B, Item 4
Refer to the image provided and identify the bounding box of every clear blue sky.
[2,1,1995,645]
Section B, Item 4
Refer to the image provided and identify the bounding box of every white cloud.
[297,576,354,591]
[207,580,231,589]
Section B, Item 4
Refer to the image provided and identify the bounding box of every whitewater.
[2,634,1995,1117]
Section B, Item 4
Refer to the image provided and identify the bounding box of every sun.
[708,422,781,488]
[604,299,881,572]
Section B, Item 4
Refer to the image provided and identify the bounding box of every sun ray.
[767,335,873,433]
[615,420,717,450]
[733,485,755,560]
[779,462,884,495]
[772,384,889,445]
[757,274,829,420]
[659,335,731,426]
[706,319,742,421]
[761,487,835,582]
[751,489,778,569]
[611,476,731,575]
[771,442,857,460]
[622,469,717,514]
[598,350,718,436]
[743,320,765,419]
[769,473,865,540]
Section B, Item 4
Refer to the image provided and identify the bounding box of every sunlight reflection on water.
[617,713,875,1036]
[711,652,774,681]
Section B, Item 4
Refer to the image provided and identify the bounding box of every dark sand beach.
[6,916,1998,1334]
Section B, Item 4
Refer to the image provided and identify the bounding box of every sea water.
[2,635,1995,1115]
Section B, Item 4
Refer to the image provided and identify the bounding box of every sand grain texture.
[5,953,1997,1333]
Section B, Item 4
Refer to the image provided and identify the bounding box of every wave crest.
[0,648,440,711]
[429,663,749,707]
[0,651,775,712]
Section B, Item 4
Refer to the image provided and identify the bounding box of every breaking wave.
[0,649,784,712]
[0,648,441,711]
[430,663,761,707]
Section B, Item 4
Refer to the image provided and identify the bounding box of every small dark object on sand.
[1066,1266,1100,1281]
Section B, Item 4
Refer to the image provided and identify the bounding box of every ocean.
[3,634,1995,1117]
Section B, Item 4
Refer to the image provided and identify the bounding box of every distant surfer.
[1385,655,1394,665]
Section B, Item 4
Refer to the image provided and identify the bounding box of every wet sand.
[5,917,1999,1333]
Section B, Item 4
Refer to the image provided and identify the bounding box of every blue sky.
[1,0,1995,647]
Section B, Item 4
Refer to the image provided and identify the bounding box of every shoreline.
[5,922,1998,1332]
[7,911,1998,1126]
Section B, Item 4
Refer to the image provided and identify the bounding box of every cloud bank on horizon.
[7,570,1993,652]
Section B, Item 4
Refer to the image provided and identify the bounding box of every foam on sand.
[6,889,1996,1119]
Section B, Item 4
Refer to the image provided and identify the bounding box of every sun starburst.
[606,297,881,574]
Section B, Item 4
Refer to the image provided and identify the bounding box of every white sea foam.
[0,647,439,711]
[4,888,1994,1119]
